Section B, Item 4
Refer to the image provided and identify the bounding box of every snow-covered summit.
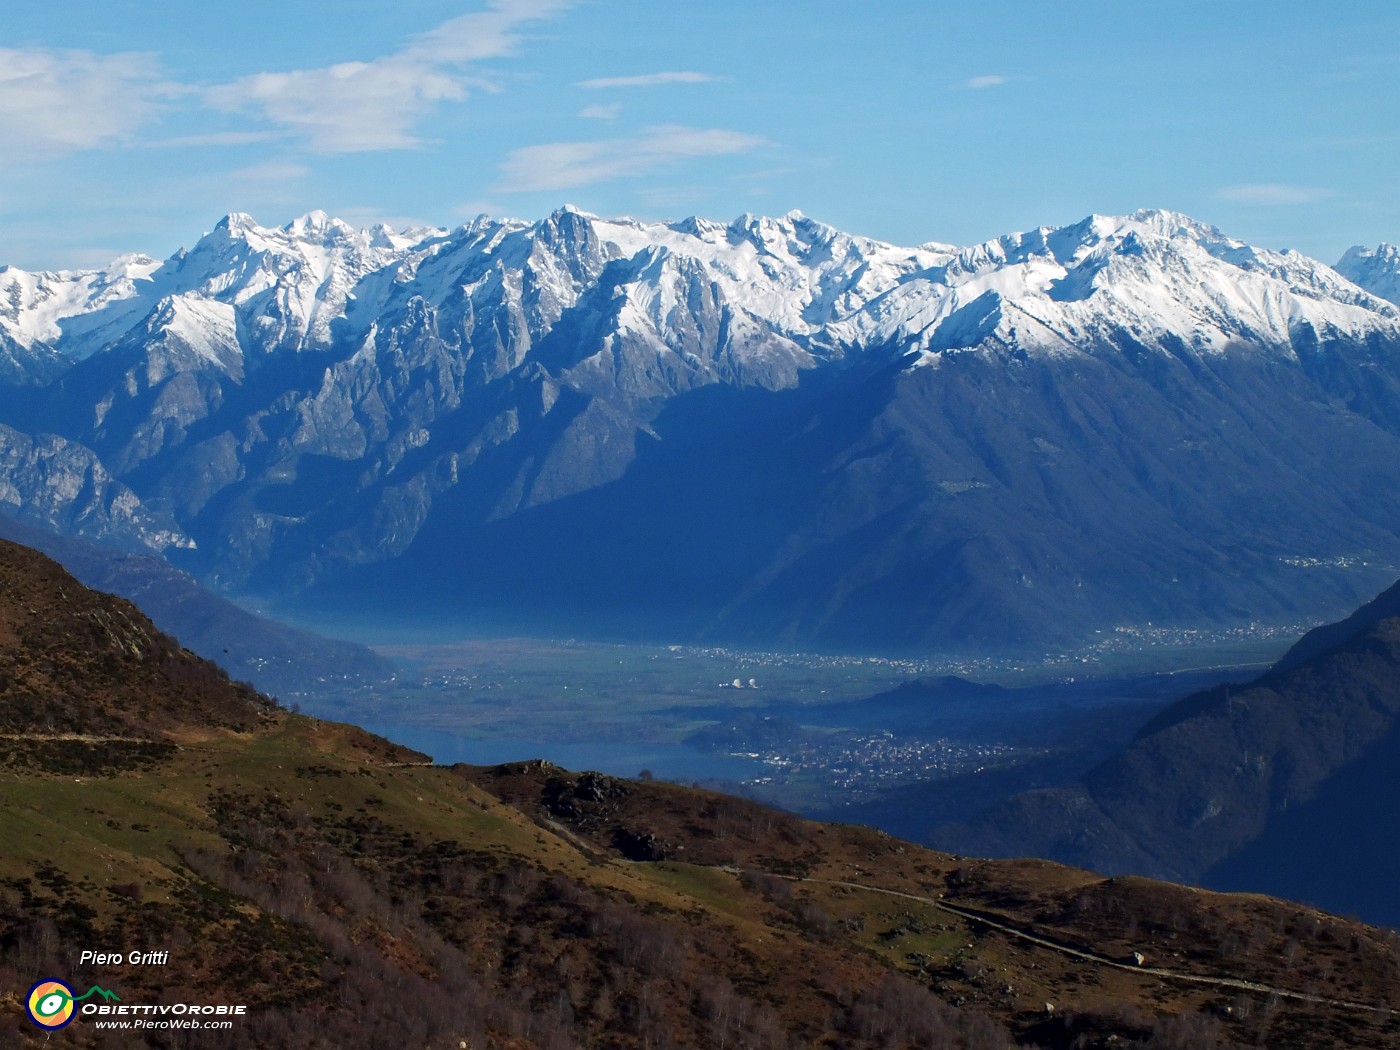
[881,209,1400,365]
[5,208,1399,382]
[0,213,449,363]
[0,254,162,352]
[321,205,950,388]
[170,211,446,353]
[1336,243,1400,307]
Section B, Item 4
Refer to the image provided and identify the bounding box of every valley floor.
[292,633,1289,837]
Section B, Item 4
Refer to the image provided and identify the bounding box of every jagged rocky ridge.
[3,208,1400,650]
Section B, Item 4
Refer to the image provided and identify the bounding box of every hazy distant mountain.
[0,512,394,696]
[1335,242,1400,307]
[941,577,1400,926]
[4,208,1400,650]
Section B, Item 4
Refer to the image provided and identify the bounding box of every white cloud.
[1215,184,1333,206]
[206,63,465,152]
[152,130,287,148]
[0,48,176,159]
[579,103,622,120]
[498,125,768,192]
[400,0,571,63]
[964,75,1007,90]
[576,71,715,90]
[206,0,572,153]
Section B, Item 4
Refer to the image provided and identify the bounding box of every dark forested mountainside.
[942,577,1400,927]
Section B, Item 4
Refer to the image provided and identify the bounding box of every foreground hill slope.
[944,578,1400,925]
[0,539,276,740]
[2,539,1398,1048]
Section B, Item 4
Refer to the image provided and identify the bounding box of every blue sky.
[2,0,1397,270]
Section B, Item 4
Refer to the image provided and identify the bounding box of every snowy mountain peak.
[667,215,725,238]
[1354,242,1400,263]
[5,207,1400,385]
[0,213,444,362]
[284,210,346,238]
[215,212,258,234]
[1123,207,1225,240]
[998,210,1228,270]
[103,253,161,279]
[1336,243,1400,307]
[886,210,1400,366]
[0,259,163,354]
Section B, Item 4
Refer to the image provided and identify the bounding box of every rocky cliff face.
[0,423,190,553]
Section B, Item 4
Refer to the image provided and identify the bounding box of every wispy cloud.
[151,130,287,148]
[579,103,622,120]
[205,0,572,153]
[498,125,768,192]
[1215,183,1333,206]
[0,48,177,159]
[963,74,1007,90]
[402,0,572,64]
[204,64,463,152]
[576,71,715,90]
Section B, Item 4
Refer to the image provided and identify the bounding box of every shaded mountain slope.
[1271,574,1400,673]
[1204,721,1400,925]
[318,338,1400,652]
[942,579,1400,925]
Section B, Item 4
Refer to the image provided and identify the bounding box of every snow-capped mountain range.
[3,207,1400,651]
[5,207,1398,377]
